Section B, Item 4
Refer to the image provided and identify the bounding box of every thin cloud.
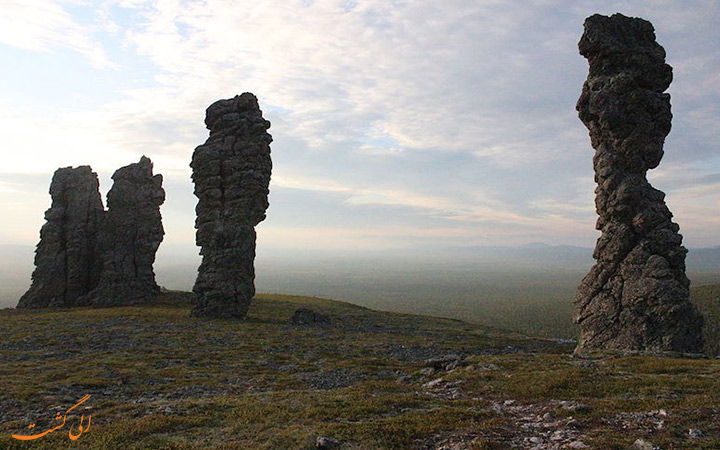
[0,0,718,250]
[0,0,115,68]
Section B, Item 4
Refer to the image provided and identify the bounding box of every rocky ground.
[0,291,718,449]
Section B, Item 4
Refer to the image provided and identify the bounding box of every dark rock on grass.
[316,436,341,449]
[191,93,272,319]
[18,166,104,308]
[559,400,592,414]
[291,308,332,326]
[574,13,704,353]
[84,156,165,306]
[423,353,465,371]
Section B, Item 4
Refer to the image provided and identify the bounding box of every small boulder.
[291,308,331,326]
[567,441,589,449]
[633,439,661,450]
[316,436,341,449]
[688,429,703,439]
[423,354,464,371]
[559,400,593,413]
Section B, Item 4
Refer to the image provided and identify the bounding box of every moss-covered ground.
[0,291,718,449]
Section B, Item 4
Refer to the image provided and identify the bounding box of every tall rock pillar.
[84,156,165,306]
[18,166,104,307]
[574,13,703,353]
[191,93,272,318]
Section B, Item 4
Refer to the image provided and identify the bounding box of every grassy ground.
[0,292,718,449]
[692,284,720,357]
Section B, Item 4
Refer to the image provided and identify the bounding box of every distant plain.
[3,244,718,341]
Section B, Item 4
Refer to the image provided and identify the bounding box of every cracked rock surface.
[17,166,104,308]
[574,13,703,353]
[84,156,165,306]
[191,93,272,319]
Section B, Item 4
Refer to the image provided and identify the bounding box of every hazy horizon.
[3,242,718,337]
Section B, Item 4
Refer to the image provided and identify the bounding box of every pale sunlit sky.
[1,0,718,256]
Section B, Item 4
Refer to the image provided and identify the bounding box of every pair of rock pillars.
[20,14,703,354]
[18,157,165,307]
[190,15,705,356]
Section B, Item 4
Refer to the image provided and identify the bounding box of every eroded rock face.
[191,93,272,318]
[84,156,165,306]
[18,166,104,308]
[574,13,703,353]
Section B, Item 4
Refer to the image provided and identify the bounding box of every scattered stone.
[423,378,445,389]
[574,13,704,353]
[18,166,104,308]
[83,156,165,306]
[609,409,667,433]
[566,441,589,449]
[396,374,411,383]
[633,438,661,450]
[316,436,341,449]
[290,308,331,326]
[559,401,592,413]
[468,363,500,372]
[191,93,272,319]
[421,379,465,400]
[424,354,464,371]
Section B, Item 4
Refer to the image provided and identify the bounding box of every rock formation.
[191,93,272,319]
[83,156,165,306]
[17,166,104,308]
[574,13,704,353]
[18,157,165,308]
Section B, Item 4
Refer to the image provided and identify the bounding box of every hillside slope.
[692,284,720,357]
[0,293,718,449]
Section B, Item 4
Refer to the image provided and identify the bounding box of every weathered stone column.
[574,13,703,353]
[84,156,165,306]
[191,93,272,318]
[17,166,104,308]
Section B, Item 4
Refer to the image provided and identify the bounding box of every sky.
[1,0,719,257]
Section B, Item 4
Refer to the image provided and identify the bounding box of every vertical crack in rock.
[574,13,704,353]
[83,156,166,306]
[17,166,104,308]
[190,93,272,319]
[18,158,165,308]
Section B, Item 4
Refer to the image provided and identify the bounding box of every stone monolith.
[574,13,703,353]
[18,166,104,307]
[191,93,272,318]
[83,156,165,306]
